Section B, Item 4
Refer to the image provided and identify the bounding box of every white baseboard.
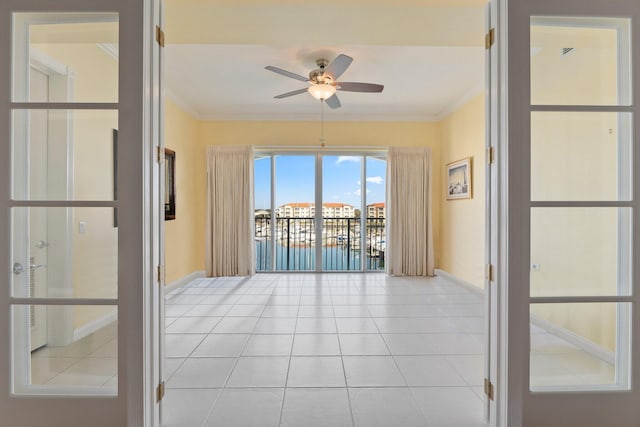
[435,269,614,365]
[73,310,117,342]
[434,268,484,295]
[530,314,615,364]
[166,270,206,293]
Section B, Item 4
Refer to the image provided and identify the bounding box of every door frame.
[496,0,640,425]
[253,148,388,273]
[0,0,157,426]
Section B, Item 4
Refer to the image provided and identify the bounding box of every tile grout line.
[276,281,302,427]
[331,282,357,427]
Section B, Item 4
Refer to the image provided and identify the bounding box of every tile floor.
[162,273,489,427]
[31,320,117,388]
[24,272,615,424]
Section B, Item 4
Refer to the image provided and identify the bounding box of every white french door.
[0,0,158,425]
[502,0,640,424]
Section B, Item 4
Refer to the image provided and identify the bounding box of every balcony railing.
[255,216,385,272]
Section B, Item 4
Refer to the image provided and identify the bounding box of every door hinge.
[486,263,495,282]
[484,378,494,400]
[157,265,165,284]
[487,146,495,164]
[485,27,495,49]
[156,381,165,402]
[157,146,165,164]
[155,25,165,47]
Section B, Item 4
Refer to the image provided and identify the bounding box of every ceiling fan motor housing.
[309,59,333,83]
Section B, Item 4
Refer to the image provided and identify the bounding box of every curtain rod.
[253,146,388,154]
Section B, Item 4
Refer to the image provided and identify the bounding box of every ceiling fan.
[265,54,384,109]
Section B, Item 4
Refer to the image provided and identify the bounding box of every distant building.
[276,202,355,218]
[367,202,385,218]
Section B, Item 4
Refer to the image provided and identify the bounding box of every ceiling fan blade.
[265,66,309,82]
[323,54,353,81]
[324,93,341,109]
[336,82,384,93]
[274,88,309,99]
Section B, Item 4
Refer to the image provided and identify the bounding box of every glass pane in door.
[530,207,631,297]
[530,303,629,390]
[531,112,632,201]
[12,109,119,201]
[365,157,386,271]
[11,207,118,299]
[12,305,117,393]
[322,156,361,271]
[530,17,631,106]
[274,155,315,271]
[12,12,119,103]
[254,156,272,271]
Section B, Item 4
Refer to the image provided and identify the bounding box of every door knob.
[13,262,24,275]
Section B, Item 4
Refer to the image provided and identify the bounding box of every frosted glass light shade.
[308,83,336,100]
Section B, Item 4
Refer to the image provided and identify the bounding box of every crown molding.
[165,89,203,120]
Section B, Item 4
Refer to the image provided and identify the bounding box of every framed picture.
[165,148,176,220]
[446,157,472,200]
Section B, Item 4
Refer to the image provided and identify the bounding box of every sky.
[254,155,386,211]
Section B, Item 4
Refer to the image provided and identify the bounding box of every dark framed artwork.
[165,148,176,220]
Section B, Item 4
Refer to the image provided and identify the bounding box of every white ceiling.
[164,1,486,122]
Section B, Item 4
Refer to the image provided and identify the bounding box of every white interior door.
[502,0,640,425]
[27,68,50,351]
[0,0,155,425]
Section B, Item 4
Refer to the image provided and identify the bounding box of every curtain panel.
[205,145,255,277]
[387,146,435,276]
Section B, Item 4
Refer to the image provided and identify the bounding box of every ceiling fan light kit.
[265,53,384,109]
[308,83,336,100]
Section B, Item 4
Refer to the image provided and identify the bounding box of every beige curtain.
[205,145,255,277]
[387,146,435,276]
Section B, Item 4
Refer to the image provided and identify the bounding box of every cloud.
[366,176,384,185]
[336,156,360,165]
[354,189,372,196]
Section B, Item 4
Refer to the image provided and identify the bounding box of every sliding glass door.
[254,151,386,273]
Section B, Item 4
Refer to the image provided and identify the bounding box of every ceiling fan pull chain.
[320,100,326,147]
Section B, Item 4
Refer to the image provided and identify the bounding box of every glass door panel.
[6,10,121,404]
[322,155,362,271]
[274,155,315,271]
[365,157,386,271]
[254,156,272,272]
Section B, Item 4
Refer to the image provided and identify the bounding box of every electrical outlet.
[531,263,541,272]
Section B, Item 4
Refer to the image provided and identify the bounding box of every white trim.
[165,270,205,293]
[434,83,485,121]
[164,88,202,120]
[30,48,69,76]
[436,270,615,368]
[72,310,117,342]
[96,43,119,60]
[198,112,443,122]
[530,313,615,365]
[435,268,484,295]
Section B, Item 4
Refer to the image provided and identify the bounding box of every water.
[255,239,383,271]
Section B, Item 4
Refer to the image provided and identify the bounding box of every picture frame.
[165,148,176,220]
[446,157,472,200]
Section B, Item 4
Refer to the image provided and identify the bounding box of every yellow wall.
[164,100,206,283]
[439,94,485,288]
